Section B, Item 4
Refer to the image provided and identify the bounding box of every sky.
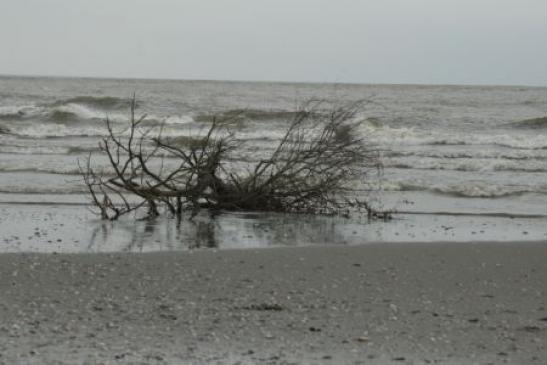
[0,0,546,86]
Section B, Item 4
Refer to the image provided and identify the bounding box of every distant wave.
[0,144,76,155]
[0,120,289,140]
[51,95,134,110]
[360,124,547,150]
[507,116,547,129]
[2,102,310,126]
[0,104,105,123]
[380,181,536,198]
[384,158,547,173]
[195,109,321,123]
[429,186,531,198]
[0,186,87,194]
[0,101,198,139]
[0,166,84,175]
[4,99,547,154]
[1,123,110,138]
[426,140,467,146]
[421,137,547,150]
[0,105,40,120]
[50,103,114,122]
[0,145,102,155]
[0,96,132,124]
[385,150,547,161]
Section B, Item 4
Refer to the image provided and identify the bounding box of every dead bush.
[81,98,387,220]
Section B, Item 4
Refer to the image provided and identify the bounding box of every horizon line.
[0,72,546,89]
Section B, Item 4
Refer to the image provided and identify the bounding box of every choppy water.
[1,75,547,250]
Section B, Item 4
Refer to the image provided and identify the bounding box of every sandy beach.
[1,242,546,364]
[1,0,547,364]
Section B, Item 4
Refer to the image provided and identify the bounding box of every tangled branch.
[81,98,387,220]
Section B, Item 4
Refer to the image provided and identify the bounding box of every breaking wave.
[1,119,289,140]
[0,96,133,124]
[0,166,84,175]
[0,105,41,120]
[1,123,179,138]
[49,103,120,122]
[384,158,547,173]
[195,109,319,123]
[361,124,547,150]
[52,95,134,110]
[0,186,87,194]
[0,145,75,155]
[0,103,116,124]
[385,149,547,160]
[380,181,537,198]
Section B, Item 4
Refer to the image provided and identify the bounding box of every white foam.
[6,122,200,138]
[54,103,103,120]
[377,180,534,198]
[0,145,70,155]
[359,123,547,150]
[384,157,547,173]
[431,183,531,198]
[161,115,194,125]
[0,105,40,117]
[386,148,547,161]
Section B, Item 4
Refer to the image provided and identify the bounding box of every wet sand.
[3,204,547,253]
[0,242,546,364]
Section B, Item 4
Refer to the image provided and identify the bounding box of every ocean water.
[1,75,547,251]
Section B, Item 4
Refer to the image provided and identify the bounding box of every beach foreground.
[0,243,546,364]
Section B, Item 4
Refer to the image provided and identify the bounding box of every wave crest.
[0,105,41,121]
[384,157,547,173]
[194,109,320,123]
[507,116,547,129]
[360,124,547,150]
[52,95,134,110]
[381,181,533,198]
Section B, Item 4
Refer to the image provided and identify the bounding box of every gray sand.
[0,243,546,364]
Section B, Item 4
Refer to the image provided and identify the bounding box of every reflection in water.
[3,204,546,253]
[192,220,217,249]
[87,211,370,252]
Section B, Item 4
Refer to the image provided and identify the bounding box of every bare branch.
[81,96,389,220]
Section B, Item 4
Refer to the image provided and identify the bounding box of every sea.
[1,75,547,252]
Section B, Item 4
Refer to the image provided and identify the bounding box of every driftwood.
[81,98,387,220]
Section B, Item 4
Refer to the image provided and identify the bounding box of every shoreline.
[2,203,547,253]
[1,242,546,364]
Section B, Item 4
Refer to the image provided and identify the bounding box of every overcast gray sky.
[0,0,545,86]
